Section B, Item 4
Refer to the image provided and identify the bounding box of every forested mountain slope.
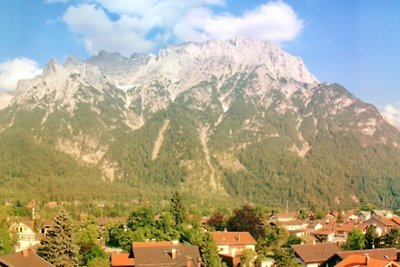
[1,37,400,209]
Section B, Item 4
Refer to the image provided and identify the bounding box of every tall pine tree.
[200,232,225,267]
[38,209,79,267]
[171,192,186,225]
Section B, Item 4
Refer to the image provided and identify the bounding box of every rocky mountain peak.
[43,57,63,77]
[156,37,317,84]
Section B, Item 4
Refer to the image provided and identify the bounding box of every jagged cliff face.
[1,37,400,208]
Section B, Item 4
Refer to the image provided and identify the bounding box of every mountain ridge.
[1,37,400,209]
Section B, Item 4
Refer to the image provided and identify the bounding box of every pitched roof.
[211,232,257,245]
[391,217,400,227]
[367,216,397,228]
[0,250,54,267]
[336,248,397,261]
[133,241,174,248]
[292,242,341,264]
[336,221,358,233]
[132,244,201,267]
[335,253,399,267]
[110,253,135,267]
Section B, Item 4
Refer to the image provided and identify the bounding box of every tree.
[37,210,79,267]
[157,211,180,240]
[239,248,256,267]
[0,206,13,255]
[171,192,186,225]
[227,204,264,239]
[200,232,225,267]
[207,212,226,231]
[0,227,13,255]
[383,228,400,248]
[127,207,155,230]
[87,257,109,267]
[364,225,379,249]
[273,248,300,267]
[283,235,302,249]
[342,229,365,250]
[336,212,344,224]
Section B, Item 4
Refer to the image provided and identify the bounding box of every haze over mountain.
[1,37,400,209]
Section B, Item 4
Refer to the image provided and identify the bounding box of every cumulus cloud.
[175,1,303,43]
[382,102,400,129]
[0,58,42,92]
[62,0,303,56]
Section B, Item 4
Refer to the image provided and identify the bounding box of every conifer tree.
[38,209,79,267]
[200,232,225,267]
[171,192,186,225]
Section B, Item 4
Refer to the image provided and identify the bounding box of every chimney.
[197,258,202,267]
[186,256,192,267]
[171,248,177,259]
[365,254,369,265]
[22,249,29,257]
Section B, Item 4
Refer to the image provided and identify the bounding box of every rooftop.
[211,231,257,245]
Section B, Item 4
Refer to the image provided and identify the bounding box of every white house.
[10,221,41,252]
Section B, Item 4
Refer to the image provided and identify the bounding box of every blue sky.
[0,0,399,126]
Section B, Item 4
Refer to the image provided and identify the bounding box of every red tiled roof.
[335,253,399,267]
[336,221,357,233]
[211,232,257,245]
[278,219,308,226]
[0,250,54,267]
[391,217,400,227]
[133,244,201,267]
[292,242,341,264]
[336,248,397,261]
[110,253,135,267]
[367,216,398,228]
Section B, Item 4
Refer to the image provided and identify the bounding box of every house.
[334,253,399,267]
[0,249,54,267]
[278,220,309,237]
[358,211,372,222]
[292,242,342,267]
[110,253,135,267]
[132,242,202,267]
[10,221,41,252]
[110,241,202,267]
[308,221,324,232]
[212,231,257,267]
[327,248,398,266]
[374,210,395,219]
[311,230,336,243]
[212,231,257,257]
[364,216,398,236]
[391,217,400,228]
[269,212,298,223]
[257,258,275,267]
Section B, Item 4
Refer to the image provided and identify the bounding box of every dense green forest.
[1,77,400,210]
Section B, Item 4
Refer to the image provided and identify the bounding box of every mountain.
[1,37,400,209]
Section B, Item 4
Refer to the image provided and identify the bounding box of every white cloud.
[62,0,303,56]
[382,102,400,129]
[175,1,303,43]
[0,58,42,92]
[63,4,155,56]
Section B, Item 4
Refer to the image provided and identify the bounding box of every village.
[1,198,400,267]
